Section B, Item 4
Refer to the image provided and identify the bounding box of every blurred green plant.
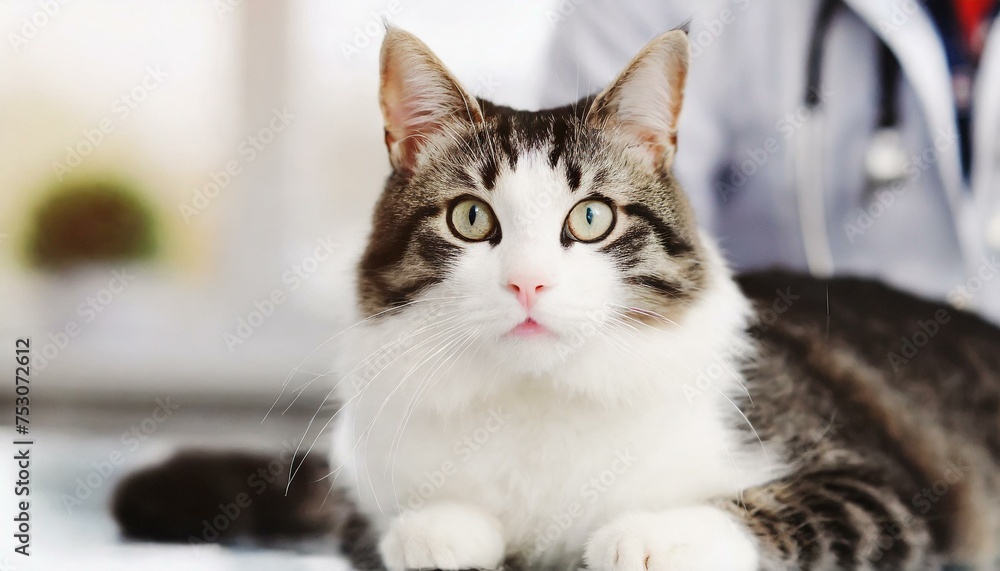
[26,179,157,269]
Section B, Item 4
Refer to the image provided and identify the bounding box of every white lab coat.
[544,0,1000,324]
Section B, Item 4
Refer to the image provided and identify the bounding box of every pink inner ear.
[386,98,442,170]
[392,99,439,140]
[383,70,425,168]
[615,123,670,169]
[587,31,688,171]
[379,30,484,170]
[382,65,455,169]
[382,68,409,144]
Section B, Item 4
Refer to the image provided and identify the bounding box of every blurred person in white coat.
[545,0,1000,323]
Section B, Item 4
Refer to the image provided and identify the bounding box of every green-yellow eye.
[566,199,615,242]
[448,197,497,242]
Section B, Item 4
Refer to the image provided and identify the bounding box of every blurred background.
[2,0,999,568]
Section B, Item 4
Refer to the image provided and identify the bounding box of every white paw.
[584,506,758,571]
[379,502,506,570]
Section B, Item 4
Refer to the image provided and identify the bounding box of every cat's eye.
[448,197,498,242]
[565,199,616,243]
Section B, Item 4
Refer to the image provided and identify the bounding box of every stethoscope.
[794,0,910,276]
[805,0,909,195]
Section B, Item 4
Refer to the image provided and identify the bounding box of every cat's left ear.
[380,26,484,172]
[587,29,690,172]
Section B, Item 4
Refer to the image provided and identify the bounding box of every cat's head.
[357,27,731,379]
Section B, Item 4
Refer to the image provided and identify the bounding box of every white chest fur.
[331,271,783,565]
[336,388,775,565]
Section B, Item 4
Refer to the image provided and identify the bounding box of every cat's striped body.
[729,272,1000,569]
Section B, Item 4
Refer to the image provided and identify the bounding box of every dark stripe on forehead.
[546,117,582,190]
[592,167,610,189]
[473,117,522,190]
[623,203,693,256]
[494,118,518,170]
[479,156,499,190]
[452,167,476,190]
[565,161,582,191]
[548,119,568,168]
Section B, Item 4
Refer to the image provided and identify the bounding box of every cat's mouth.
[509,318,549,338]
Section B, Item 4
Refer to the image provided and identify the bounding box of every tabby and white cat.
[330,26,1000,571]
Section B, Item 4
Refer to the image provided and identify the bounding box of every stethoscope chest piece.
[987,210,1000,252]
[808,0,907,200]
[864,127,908,192]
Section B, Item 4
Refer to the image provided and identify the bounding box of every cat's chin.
[490,332,585,376]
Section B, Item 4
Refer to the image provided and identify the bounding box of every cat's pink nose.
[507,278,548,311]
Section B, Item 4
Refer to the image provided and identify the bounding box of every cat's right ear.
[379,27,484,172]
[586,29,690,172]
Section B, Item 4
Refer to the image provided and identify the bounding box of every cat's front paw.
[379,502,506,571]
[584,506,758,571]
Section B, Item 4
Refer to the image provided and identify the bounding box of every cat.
[331,26,1000,571]
[114,25,1000,571]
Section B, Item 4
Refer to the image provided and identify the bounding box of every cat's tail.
[113,449,385,568]
[112,450,346,545]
